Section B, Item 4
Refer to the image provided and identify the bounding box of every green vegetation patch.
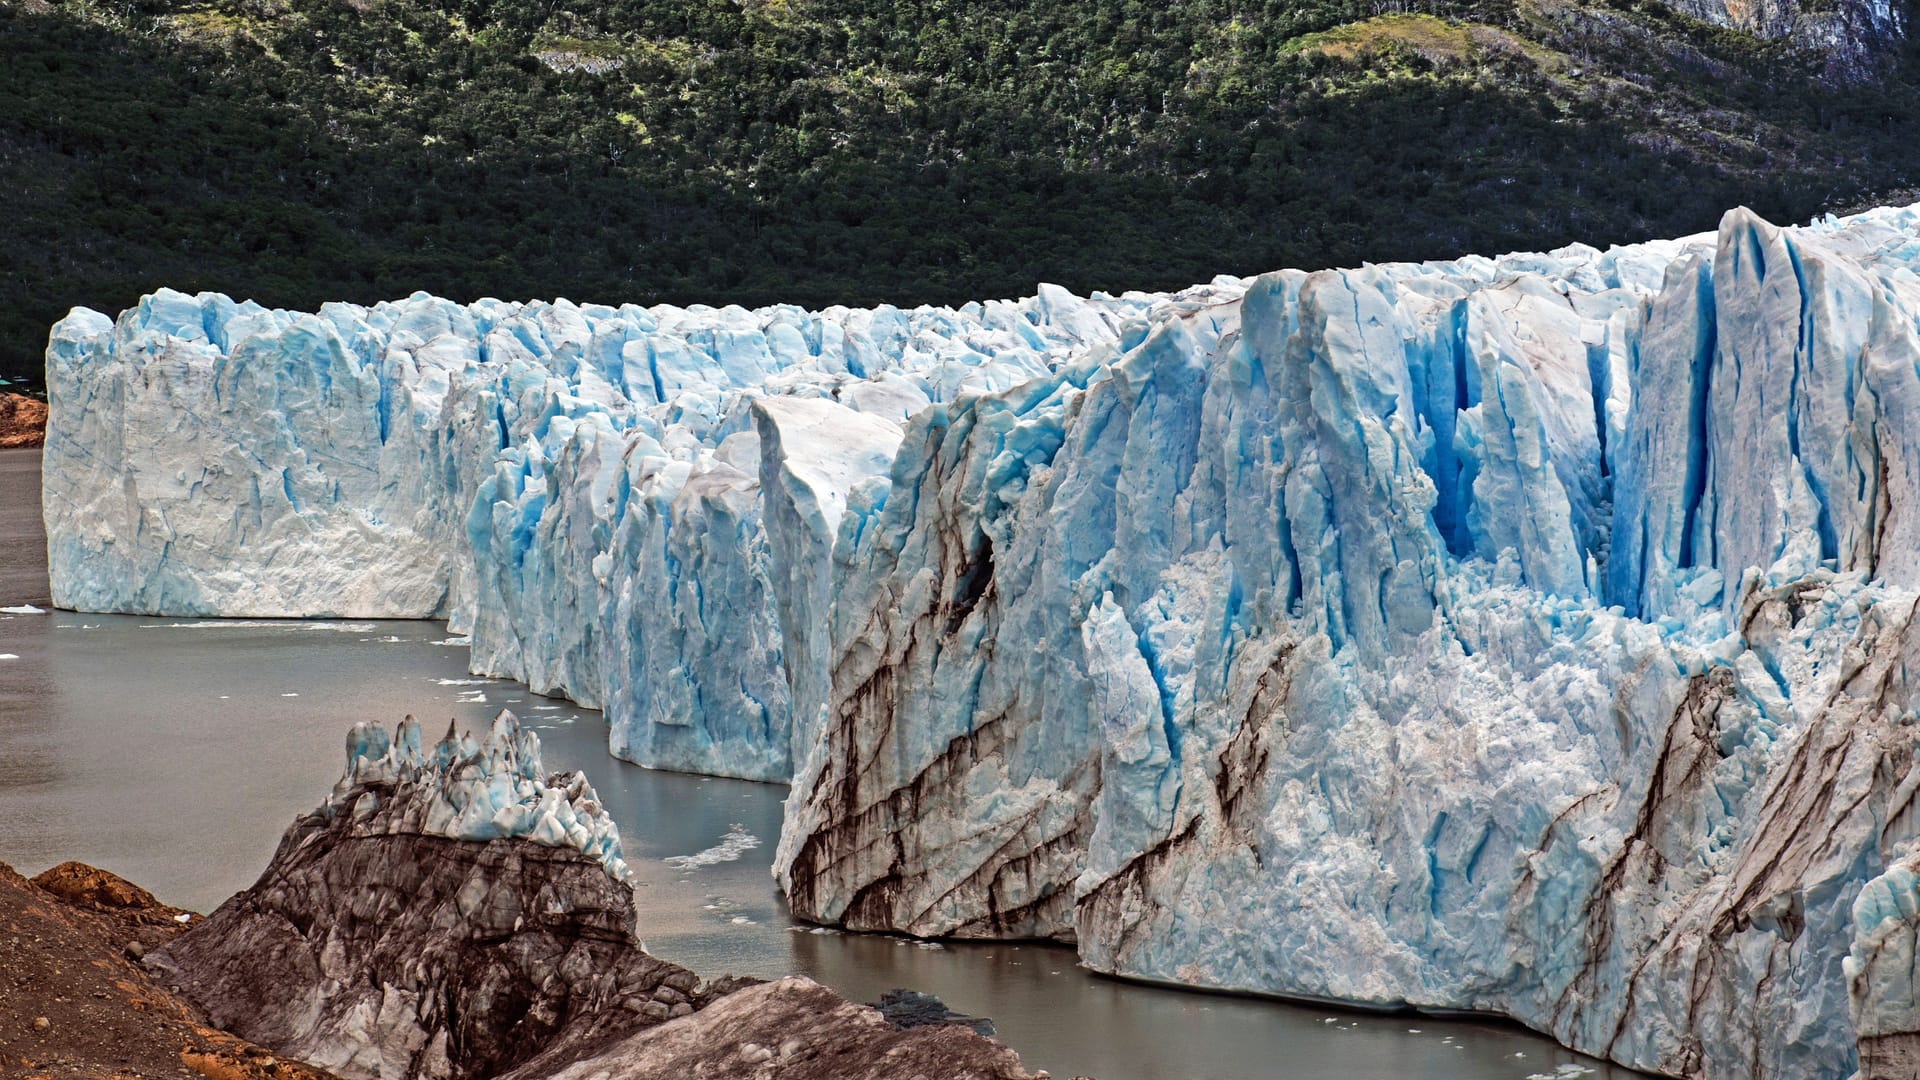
[1292,14,1476,60]
[0,0,1915,385]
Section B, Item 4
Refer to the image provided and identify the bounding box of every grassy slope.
[1,0,1915,383]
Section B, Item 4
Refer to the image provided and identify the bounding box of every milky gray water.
[0,446,1636,1080]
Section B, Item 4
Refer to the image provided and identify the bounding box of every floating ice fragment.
[662,824,760,869]
[0,604,45,614]
[1525,1067,1594,1080]
[141,620,377,632]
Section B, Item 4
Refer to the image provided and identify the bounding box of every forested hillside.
[2,0,1916,383]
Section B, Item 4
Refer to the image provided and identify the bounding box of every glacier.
[43,283,1181,779]
[40,202,1920,1078]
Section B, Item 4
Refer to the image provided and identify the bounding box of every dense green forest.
[2,0,1916,383]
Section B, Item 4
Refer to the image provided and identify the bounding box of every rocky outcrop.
[32,858,186,926]
[498,977,1038,1080]
[147,712,1048,1080]
[871,988,998,1037]
[0,392,45,448]
[1663,0,1909,79]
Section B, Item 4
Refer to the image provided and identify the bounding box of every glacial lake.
[0,446,1637,1080]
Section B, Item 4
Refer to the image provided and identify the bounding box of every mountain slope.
[1,0,1915,383]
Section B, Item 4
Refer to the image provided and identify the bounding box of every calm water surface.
[0,447,1637,1080]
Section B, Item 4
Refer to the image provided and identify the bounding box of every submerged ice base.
[42,202,1920,1078]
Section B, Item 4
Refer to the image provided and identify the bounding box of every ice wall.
[43,202,1920,1077]
[44,285,1172,779]
[772,205,1920,1079]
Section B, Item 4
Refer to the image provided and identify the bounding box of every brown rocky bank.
[0,858,341,1080]
[0,392,47,448]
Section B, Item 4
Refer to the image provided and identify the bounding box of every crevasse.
[42,203,1920,1078]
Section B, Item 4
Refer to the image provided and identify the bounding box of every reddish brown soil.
[0,860,340,1080]
[0,394,46,449]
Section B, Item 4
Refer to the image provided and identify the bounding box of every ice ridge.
[330,709,629,880]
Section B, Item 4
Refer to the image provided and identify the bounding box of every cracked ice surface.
[331,709,630,880]
[769,205,1920,1079]
[41,202,1920,1077]
[43,282,1191,779]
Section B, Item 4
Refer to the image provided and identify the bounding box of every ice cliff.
[774,203,1920,1080]
[43,201,1920,1077]
[43,283,1177,779]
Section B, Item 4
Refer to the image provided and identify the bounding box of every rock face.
[146,712,1042,1080]
[1664,0,1908,78]
[497,977,1038,1080]
[44,201,1920,1077]
[0,857,340,1080]
[31,858,183,924]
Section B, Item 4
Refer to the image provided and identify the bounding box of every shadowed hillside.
[1,0,1915,384]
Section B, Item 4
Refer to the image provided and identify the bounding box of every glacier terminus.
[40,202,1920,1079]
